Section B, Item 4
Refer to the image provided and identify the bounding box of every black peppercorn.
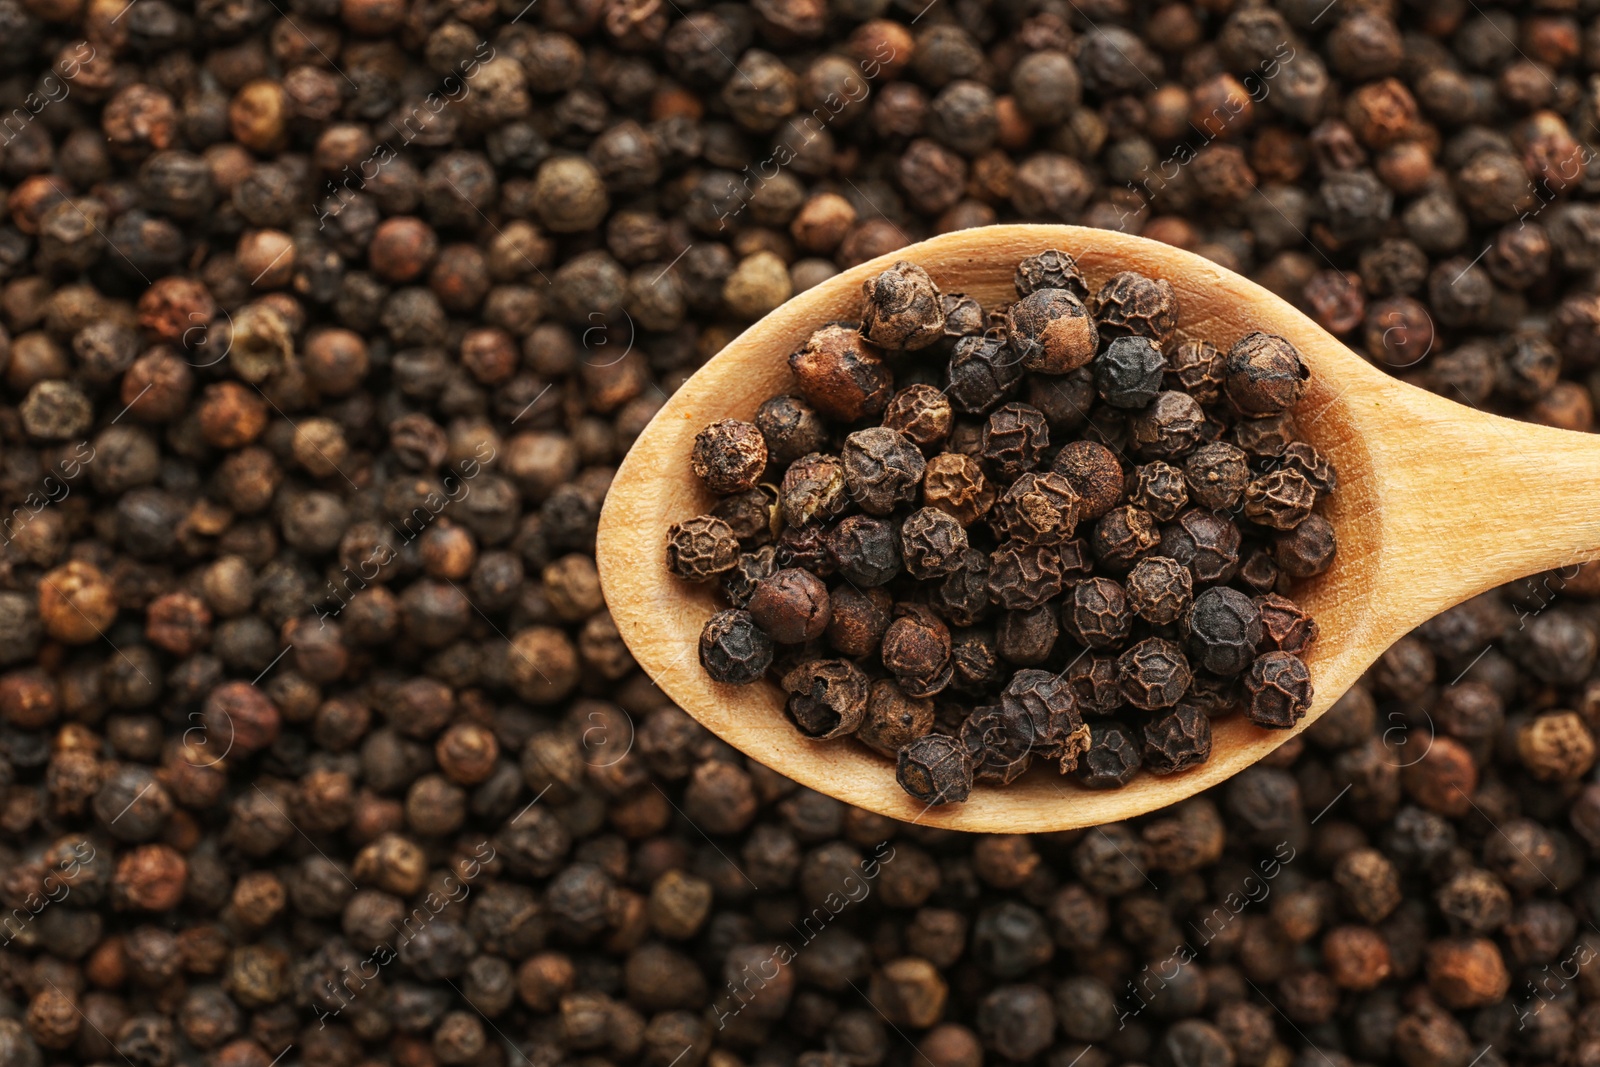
[1095,336,1168,409]
[825,516,903,587]
[1127,461,1189,522]
[1244,651,1314,728]
[1142,703,1213,773]
[946,334,1025,415]
[1091,505,1161,572]
[932,548,995,627]
[1063,576,1133,649]
[1186,586,1264,676]
[1126,391,1203,460]
[1126,555,1193,625]
[699,609,775,684]
[1118,637,1193,710]
[901,508,969,579]
[1184,443,1252,511]
[897,733,974,805]
[981,403,1050,480]
[987,541,1067,611]
[1244,469,1318,530]
[756,395,831,466]
[1077,721,1143,788]
[1273,514,1338,577]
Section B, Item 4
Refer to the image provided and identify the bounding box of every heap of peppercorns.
[669,251,1338,803]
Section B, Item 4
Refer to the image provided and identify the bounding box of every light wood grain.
[595,225,1600,833]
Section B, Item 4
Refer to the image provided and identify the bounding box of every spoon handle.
[1366,383,1600,631]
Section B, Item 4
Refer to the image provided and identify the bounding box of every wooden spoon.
[595,224,1600,833]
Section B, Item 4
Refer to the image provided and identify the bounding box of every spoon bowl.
[596,224,1600,832]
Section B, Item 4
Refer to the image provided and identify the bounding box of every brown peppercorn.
[858,679,935,758]
[648,869,713,939]
[789,323,894,421]
[827,585,893,658]
[901,508,969,579]
[1225,333,1309,415]
[1243,469,1318,530]
[1167,339,1226,403]
[1006,288,1098,373]
[1126,555,1193,625]
[842,427,926,515]
[1333,847,1402,923]
[883,384,954,449]
[1399,735,1478,817]
[1322,926,1393,990]
[756,395,831,466]
[782,658,870,738]
[39,561,118,644]
[747,568,831,644]
[197,382,269,448]
[1425,937,1509,1009]
[665,515,740,582]
[1093,271,1179,347]
[368,217,439,284]
[861,261,946,351]
[923,452,995,527]
[302,328,370,396]
[782,453,850,527]
[435,722,499,786]
[1256,593,1318,655]
[114,844,188,911]
[1515,710,1595,781]
[692,419,768,494]
[229,80,288,152]
[882,607,953,698]
[26,988,80,1049]
[991,472,1080,544]
[1051,440,1124,519]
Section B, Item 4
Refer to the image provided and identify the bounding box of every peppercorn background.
[0,1,1595,1067]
